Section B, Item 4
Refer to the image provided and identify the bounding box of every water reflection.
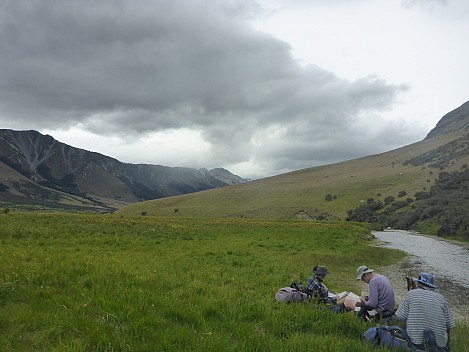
[373,230,469,322]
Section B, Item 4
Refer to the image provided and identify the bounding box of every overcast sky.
[1,0,468,179]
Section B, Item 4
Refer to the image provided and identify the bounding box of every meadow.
[0,213,467,351]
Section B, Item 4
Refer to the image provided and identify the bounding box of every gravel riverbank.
[371,231,469,322]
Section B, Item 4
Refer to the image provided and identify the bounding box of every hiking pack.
[274,283,310,303]
[362,325,442,351]
[362,325,416,350]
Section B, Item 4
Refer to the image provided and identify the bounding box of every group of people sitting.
[305,264,455,351]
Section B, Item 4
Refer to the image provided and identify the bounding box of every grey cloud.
[0,0,414,177]
[247,117,420,178]
[1,1,291,127]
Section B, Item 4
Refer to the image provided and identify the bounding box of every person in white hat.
[394,272,455,351]
[355,265,395,321]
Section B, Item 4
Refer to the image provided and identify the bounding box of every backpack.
[275,287,310,303]
[362,325,416,350]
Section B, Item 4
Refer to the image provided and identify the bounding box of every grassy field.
[0,213,467,351]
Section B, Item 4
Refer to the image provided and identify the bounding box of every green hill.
[116,101,469,238]
[116,130,468,221]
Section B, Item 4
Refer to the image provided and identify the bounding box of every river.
[371,230,469,322]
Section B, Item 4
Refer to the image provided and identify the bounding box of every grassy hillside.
[1,213,467,351]
[116,131,468,220]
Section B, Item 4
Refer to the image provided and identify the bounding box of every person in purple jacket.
[356,265,395,322]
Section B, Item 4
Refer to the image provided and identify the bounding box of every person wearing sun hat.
[355,265,395,322]
[395,272,455,351]
[307,265,340,305]
[413,272,438,288]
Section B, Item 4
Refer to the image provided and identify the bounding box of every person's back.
[395,273,455,350]
[368,273,395,313]
[355,266,395,315]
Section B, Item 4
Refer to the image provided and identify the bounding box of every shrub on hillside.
[346,199,383,223]
[383,201,409,215]
[384,195,395,205]
[415,191,431,200]
[347,169,469,239]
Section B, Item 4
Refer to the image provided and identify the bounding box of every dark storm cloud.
[0,0,281,128]
[0,0,412,177]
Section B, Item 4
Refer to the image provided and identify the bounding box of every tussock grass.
[0,213,467,351]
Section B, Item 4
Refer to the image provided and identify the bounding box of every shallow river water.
[371,230,469,322]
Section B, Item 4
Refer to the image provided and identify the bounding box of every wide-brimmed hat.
[413,272,437,288]
[356,265,374,280]
[313,265,330,275]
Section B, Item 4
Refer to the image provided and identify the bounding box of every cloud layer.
[0,0,450,178]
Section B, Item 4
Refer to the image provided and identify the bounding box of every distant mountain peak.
[208,167,248,185]
[425,100,469,139]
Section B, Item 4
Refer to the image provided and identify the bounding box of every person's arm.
[306,277,314,297]
[394,298,408,323]
[444,301,456,329]
[364,280,379,309]
[317,284,329,302]
[446,328,450,348]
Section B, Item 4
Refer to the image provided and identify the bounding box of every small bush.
[384,195,395,205]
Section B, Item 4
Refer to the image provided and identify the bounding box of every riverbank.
[372,230,469,322]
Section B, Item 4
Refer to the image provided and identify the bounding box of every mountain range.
[115,100,469,238]
[0,129,246,212]
[1,100,468,225]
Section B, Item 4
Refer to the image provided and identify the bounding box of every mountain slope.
[0,129,246,211]
[116,100,469,223]
[425,100,469,138]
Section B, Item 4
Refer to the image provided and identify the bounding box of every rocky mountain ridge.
[0,129,247,211]
[425,100,469,139]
